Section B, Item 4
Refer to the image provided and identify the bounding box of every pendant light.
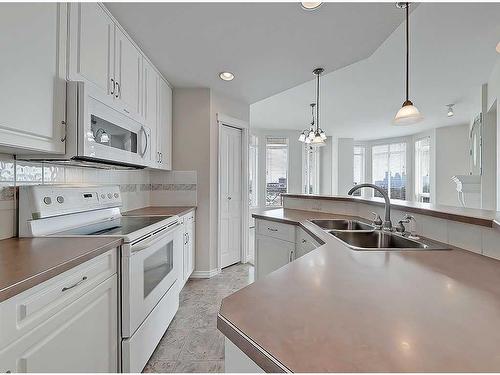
[393,2,422,125]
[310,68,326,146]
[298,103,316,143]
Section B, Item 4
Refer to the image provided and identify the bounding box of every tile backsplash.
[0,156,197,240]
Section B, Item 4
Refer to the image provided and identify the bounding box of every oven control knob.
[107,193,112,199]
[56,196,64,204]
[100,194,105,199]
[114,193,119,199]
[43,197,52,205]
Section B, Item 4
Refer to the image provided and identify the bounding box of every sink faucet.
[348,184,392,231]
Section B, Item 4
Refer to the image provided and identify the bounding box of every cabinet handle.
[160,152,163,163]
[115,82,121,98]
[123,108,130,114]
[267,227,278,232]
[139,127,148,157]
[62,276,87,292]
[301,239,307,243]
[110,78,115,95]
[60,120,67,142]
[289,250,294,262]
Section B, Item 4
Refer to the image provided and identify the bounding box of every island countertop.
[218,208,500,372]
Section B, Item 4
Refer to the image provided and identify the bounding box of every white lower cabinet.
[255,234,295,280]
[0,250,118,373]
[255,219,320,280]
[179,210,196,290]
[296,227,321,258]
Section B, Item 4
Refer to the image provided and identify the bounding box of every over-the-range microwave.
[21,81,151,169]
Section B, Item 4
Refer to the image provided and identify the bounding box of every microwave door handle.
[139,126,148,157]
[131,223,181,252]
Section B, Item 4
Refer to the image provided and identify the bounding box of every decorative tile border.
[0,187,15,201]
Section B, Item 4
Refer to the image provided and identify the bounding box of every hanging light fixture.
[310,68,326,146]
[298,103,316,143]
[393,2,422,125]
[446,104,454,117]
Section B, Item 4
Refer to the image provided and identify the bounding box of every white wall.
[435,124,470,206]
[172,88,250,276]
[487,58,500,210]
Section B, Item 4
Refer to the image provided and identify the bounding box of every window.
[303,145,320,194]
[249,135,258,207]
[372,142,407,200]
[415,137,431,203]
[265,137,288,207]
[352,146,366,196]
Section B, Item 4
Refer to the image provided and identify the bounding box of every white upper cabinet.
[143,58,160,167]
[1,3,172,167]
[114,27,142,119]
[158,78,173,170]
[67,3,114,97]
[0,3,67,154]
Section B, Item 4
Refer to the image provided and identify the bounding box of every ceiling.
[250,3,500,141]
[105,2,407,104]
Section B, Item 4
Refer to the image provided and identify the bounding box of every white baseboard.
[190,269,220,279]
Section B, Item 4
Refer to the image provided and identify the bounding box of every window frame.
[414,136,431,203]
[265,137,289,207]
[249,135,259,208]
[371,141,408,201]
[302,144,320,194]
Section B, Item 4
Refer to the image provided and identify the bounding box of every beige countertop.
[123,205,196,217]
[283,193,500,228]
[0,237,122,303]
[218,208,500,372]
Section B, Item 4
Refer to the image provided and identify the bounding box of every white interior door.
[220,125,243,268]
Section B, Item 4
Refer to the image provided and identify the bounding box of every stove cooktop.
[54,215,174,237]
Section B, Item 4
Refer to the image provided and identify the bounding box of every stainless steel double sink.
[310,219,449,251]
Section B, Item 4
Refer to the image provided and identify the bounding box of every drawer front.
[256,219,295,243]
[0,248,117,350]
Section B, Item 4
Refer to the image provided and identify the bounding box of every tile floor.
[143,263,255,373]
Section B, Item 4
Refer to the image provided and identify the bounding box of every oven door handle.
[131,223,181,253]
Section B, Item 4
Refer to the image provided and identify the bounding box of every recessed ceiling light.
[219,72,234,81]
[496,41,500,53]
[301,2,322,10]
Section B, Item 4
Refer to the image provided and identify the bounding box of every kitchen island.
[218,208,500,372]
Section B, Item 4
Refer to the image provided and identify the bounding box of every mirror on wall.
[469,114,482,176]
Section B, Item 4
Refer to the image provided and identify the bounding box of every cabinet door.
[0,3,66,154]
[0,276,118,373]
[115,27,142,118]
[143,59,159,167]
[188,218,195,275]
[295,227,319,258]
[255,235,295,280]
[158,78,172,170]
[68,3,114,97]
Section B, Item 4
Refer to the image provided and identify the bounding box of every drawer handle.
[267,227,278,232]
[62,276,87,292]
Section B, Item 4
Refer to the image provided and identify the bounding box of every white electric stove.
[18,185,182,373]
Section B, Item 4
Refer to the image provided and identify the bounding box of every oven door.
[122,224,182,337]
